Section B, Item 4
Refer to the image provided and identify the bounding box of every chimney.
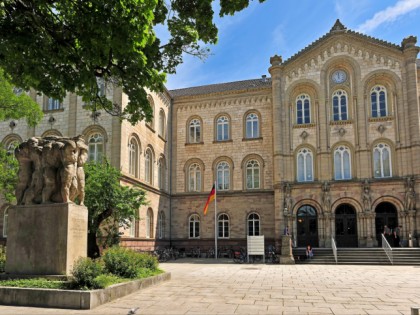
[261,75,267,82]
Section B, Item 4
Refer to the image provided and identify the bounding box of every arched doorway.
[296,205,318,247]
[335,204,358,247]
[375,202,398,246]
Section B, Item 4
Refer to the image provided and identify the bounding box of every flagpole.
[214,180,217,260]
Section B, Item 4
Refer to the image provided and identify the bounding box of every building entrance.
[375,202,398,246]
[335,204,358,247]
[296,205,318,247]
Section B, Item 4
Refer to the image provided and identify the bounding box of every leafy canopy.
[0,0,265,124]
[0,144,18,204]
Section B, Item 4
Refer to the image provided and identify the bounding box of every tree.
[0,0,265,124]
[0,69,43,126]
[0,144,18,204]
[84,160,147,258]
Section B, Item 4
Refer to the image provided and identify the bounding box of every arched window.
[159,109,166,139]
[248,213,260,236]
[158,211,165,239]
[5,140,19,154]
[371,85,387,117]
[216,116,229,141]
[218,214,229,238]
[189,214,200,238]
[128,138,139,177]
[146,96,155,128]
[145,149,153,184]
[332,90,348,121]
[217,161,230,191]
[188,163,201,192]
[373,143,392,178]
[297,148,313,182]
[88,133,104,162]
[3,207,8,238]
[245,113,259,138]
[246,160,260,189]
[189,119,201,143]
[158,158,166,190]
[334,146,351,180]
[146,208,153,238]
[296,94,311,124]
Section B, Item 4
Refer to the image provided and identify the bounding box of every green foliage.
[0,0,265,124]
[0,278,66,289]
[0,246,6,273]
[102,246,158,279]
[0,144,18,203]
[0,69,43,126]
[84,160,147,257]
[92,274,126,289]
[70,257,104,289]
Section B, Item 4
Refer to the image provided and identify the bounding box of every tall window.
[373,143,392,178]
[145,149,153,183]
[158,211,165,239]
[371,85,387,117]
[218,214,229,238]
[334,146,351,180]
[158,158,166,190]
[217,161,230,191]
[246,160,260,189]
[47,97,61,110]
[98,79,106,97]
[297,148,313,182]
[129,218,135,237]
[189,214,200,238]
[296,94,311,124]
[147,96,155,128]
[248,213,260,236]
[188,163,201,192]
[332,90,348,121]
[246,113,259,138]
[88,133,104,162]
[146,208,153,238]
[3,207,8,238]
[159,109,166,138]
[216,116,229,141]
[189,119,201,143]
[128,138,139,177]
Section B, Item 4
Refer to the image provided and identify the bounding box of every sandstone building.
[1,21,419,250]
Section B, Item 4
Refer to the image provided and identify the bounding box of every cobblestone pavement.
[1,259,420,314]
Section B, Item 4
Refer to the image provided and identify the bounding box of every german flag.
[203,184,216,215]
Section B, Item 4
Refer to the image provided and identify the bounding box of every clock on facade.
[332,70,347,84]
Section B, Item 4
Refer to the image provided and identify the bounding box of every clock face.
[332,70,347,84]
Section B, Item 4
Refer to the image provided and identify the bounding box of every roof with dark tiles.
[169,77,272,98]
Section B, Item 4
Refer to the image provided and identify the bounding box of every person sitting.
[306,245,314,260]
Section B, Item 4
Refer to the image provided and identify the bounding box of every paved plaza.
[0,259,420,314]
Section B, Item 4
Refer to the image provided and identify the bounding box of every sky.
[163,0,420,90]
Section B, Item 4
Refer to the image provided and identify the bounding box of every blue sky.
[164,0,420,90]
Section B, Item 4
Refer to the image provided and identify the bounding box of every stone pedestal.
[5,203,88,275]
[280,235,295,264]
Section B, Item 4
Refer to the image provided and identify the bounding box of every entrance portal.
[296,205,318,247]
[375,202,398,246]
[335,204,358,247]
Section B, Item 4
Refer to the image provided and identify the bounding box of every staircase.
[293,247,420,265]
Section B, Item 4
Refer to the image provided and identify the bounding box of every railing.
[331,237,338,264]
[382,233,393,265]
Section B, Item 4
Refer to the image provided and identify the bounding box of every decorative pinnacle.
[330,19,347,32]
[270,54,283,66]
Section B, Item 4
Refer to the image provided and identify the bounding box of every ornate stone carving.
[15,136,88,205]
[377,124,386,134]
[404,176,416,211]
[300,130,309,141]
[362,180,372,212]
[321,181,331,212]
[338,127,346,137]
[283,183,293,215]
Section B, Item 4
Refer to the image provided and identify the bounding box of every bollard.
[412,306,420,315]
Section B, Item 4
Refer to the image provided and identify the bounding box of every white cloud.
[357,0,420,33]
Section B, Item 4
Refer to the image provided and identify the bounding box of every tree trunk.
[87,231,100,258]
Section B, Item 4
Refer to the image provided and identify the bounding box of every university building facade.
[1,21,419,250]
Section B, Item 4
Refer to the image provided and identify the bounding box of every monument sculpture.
[362,180,372,212]
[283,182,293,215]
[405,176,416,211]
[321,181,331,212]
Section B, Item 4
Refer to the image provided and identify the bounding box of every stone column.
[280,235,295,264]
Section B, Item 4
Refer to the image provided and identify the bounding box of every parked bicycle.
[232,248,247,263]
[266,244,279,264]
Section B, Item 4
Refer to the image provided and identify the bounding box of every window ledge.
[43,108,65,113]
[158,134,167,142]
[242,137,263,142]
[185,142,204,146]
[330,119,353,126]
[293,123,316,128]
[146,124,156,133]
[368,116,394,122]
[213,139,233,144]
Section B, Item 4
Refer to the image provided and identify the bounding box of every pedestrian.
[306,245,313,260]
[284,225,289,236]
[383,225,391,245]
[394,225,402,247]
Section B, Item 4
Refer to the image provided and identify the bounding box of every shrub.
[137,252,158,271]
[71,257,103,289]
[0,246,5,273]
[93,274,125,289]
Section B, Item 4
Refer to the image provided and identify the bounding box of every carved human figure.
[284,183,293,215]
[21,137,44,205]
[14,142,32,204]
[41,140,65,203]
[322,181,331,211]
[362,180,371,212]
[70,137,88,205]
[59,140,79,203]
[405,177,416,211]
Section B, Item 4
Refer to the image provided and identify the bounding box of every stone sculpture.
[362,180,371,212]
[15,135,88,205]
[283,183,293,215]
[321,181,331,211]
[405,177,416,211]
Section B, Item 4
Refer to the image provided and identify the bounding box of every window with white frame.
[248,213,260,236]
[245,113,259,138]
[373,143,392,178]
[47,97,61,110]
[217,161,230,191]
[88,133,104,162]
[297,148,313,182]
[128,138,139,177]
[3,207,8,238]
[216,116,229,141]
[218,214,229,238]
[146,208,153,238]
[371,85,388,117]
[246,160,260,189]
[129,218,135,237]
[147,97,155,128]
[158,158,166,190]
[189,214,200,238]
[332,90,348,121]
[334,146,351,180]
[158,211,165,239]
[189,119,201,143]
[188,163,201,192]
[296,94,311,124]
[159,109,166,138]
[145,149,153,183]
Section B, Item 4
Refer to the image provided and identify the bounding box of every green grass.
[0,278,67,289]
